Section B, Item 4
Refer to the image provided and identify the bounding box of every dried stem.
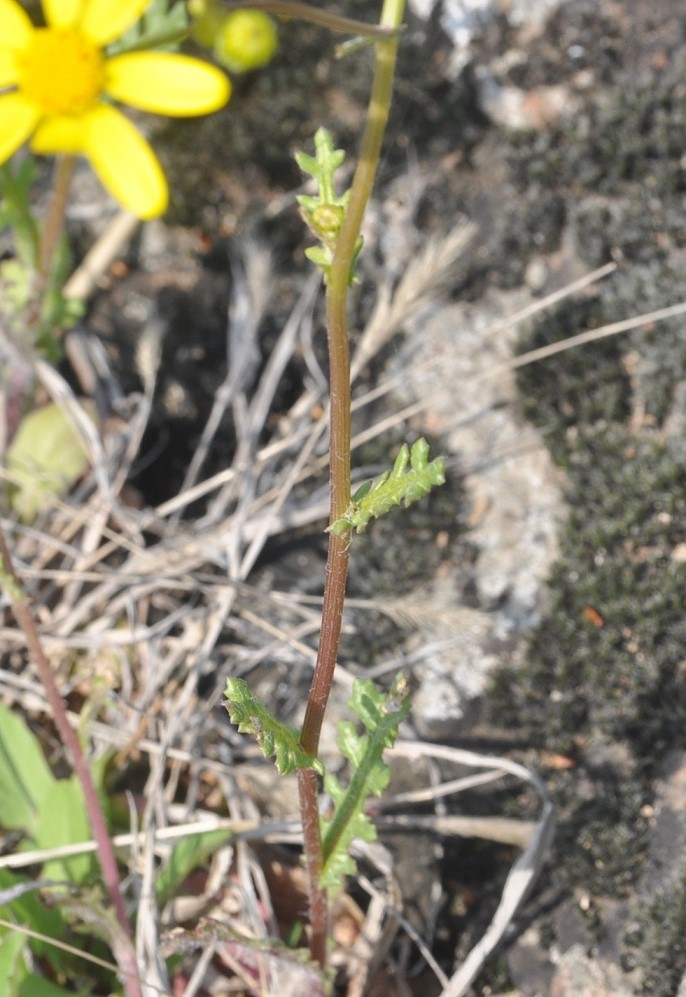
[0,527,142,997]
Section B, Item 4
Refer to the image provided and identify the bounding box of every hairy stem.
[24,155,75,335]
[297,767,328,967]
[0,529,142,997]
[38,155,74,284]
[297,0,405,968]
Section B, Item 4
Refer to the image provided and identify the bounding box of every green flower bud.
[214,10,278,73]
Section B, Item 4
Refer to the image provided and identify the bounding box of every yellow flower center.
[17,28,105,116]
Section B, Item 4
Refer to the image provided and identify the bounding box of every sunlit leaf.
[6,402,92,524]
[320,674,409,891]
[330,438,446,534]
[224,678,323,776]
[0,704,54,838]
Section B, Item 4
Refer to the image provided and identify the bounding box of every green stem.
[297,0,405,969]
[38,156,74,284]
[24,155,75,335]
[300,0,405,759]
[0,530,142,997]
[220,1,398,39]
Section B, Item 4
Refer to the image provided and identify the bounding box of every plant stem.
[38,156,75,283]
[297,0,405,968]
[24,155,75,334]
[0,528,142,997]
[221,1,398,39]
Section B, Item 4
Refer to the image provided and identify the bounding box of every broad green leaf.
[155,829,229,905]
[0,871,67,974]
[0,930,28,993]
[225,678,323,776]
[7,403,92,524]
[0,704,54,838]
[35,779,94,885]
[19,974,78,997]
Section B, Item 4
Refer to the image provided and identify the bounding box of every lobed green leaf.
[224,678,323,776]
[330,438,446,535]
[319,675,410,891]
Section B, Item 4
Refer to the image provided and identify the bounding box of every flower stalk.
[219,1,398,39]
[297,0,406,967]
[38,155,75,283]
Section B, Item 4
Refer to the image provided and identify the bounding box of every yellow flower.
[0,0,231,218]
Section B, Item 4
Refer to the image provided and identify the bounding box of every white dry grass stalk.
[390,740,555,997]
[350,220,477,381]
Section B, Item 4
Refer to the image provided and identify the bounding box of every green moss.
[508,71,686,266]
[490,427,686,757]
[515,299,630,464]
[510,74,686,197]
[555,777,649,898]
[631,866,686,996]
[490,310,686,898]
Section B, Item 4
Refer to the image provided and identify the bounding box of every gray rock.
[550,944,633,997]
[390,291,563,735]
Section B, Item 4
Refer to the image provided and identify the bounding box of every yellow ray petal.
[0,0,34,49]
[42,0,86,29]
[0,51,19,88]
[82,104,168,218]
[79,0,150,47]
[31,114,89,154]
[0,93,41,164]
[105,52,230,116]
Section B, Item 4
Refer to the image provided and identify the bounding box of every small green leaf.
[224,679,323,776]
[0,704,54,839]
[0,160,40,269]
[19,973,77,997]
[107,0,188,53]
[0,929,27,994]
[36,779,95,885]
[0,870,68,974]
[330,438,446,535]
[155,829,229,905]
[320,675,410,891]
[296,128,361,283]
[7,402,92,524]
[295,129,346,209]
